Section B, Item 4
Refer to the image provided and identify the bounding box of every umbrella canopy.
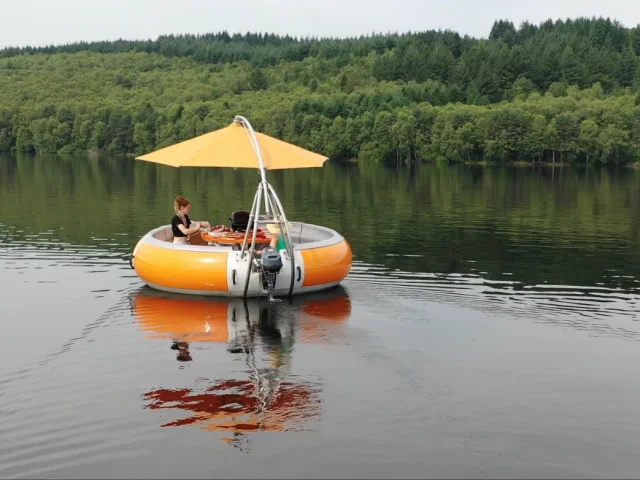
[136,121,328,170]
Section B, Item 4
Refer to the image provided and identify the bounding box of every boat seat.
[228,210,252,232]
[153,227,174,243]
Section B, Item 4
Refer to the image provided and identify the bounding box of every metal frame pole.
[266,184,293,255]
[243,184,263,297]
[266,184,296,296]
[263,189,278,226]
[240,186,260,258]
[233,115,297,297]
[234,115,271,216]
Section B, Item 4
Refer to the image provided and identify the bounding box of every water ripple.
[346,260,640,340]
[2,160,640,478]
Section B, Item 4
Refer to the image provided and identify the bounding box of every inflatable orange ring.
[132,221,352,297]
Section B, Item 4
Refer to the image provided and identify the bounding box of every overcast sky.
[1,0,638,48]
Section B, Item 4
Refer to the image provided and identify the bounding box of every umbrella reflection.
[129,286,351,447]
[144,378,321,433]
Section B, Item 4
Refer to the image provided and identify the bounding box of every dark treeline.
[3,18,640,94]
[1,17,639,164]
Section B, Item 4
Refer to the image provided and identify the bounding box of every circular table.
[201,230,272,245]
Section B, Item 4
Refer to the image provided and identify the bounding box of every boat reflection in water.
[129,285,351,449]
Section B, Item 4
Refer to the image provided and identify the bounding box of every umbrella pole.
[234,115,297,297]
[265,184,296,297]
[243,184,263,298]
[234,115,271,216]
[240,186,260,259]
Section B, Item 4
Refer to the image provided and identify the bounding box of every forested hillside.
[1,17,639,164]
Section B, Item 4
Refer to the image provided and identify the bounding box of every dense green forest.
[0,17,639,164]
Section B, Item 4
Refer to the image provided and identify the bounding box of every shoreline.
[3,151,639,168]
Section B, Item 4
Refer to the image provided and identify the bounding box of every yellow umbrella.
[135,116,321,294]
[135,116,328,170]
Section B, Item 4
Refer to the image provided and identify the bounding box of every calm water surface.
[1,154,640,478]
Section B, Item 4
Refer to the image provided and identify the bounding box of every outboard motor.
[258,246,283,300]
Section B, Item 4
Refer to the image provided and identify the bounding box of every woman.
[171,196,210,243]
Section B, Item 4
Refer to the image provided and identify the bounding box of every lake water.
[1,154,640,478]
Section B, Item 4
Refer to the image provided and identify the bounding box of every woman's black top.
[171,213,191,237]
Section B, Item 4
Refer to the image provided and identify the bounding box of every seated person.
[171,195,210,244]
[254,222,287,255]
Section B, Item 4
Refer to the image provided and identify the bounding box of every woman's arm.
[193,220,210,229]
[176,222,201,235]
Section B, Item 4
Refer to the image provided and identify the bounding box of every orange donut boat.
[131,115,353,298]
[131,221,352,297]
